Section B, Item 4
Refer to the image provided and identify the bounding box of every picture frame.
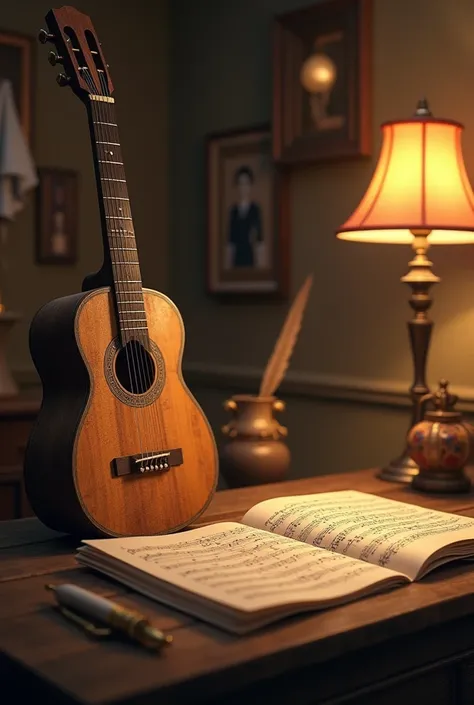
[206,125,289,299]
[273,0,372,166]
[0,29,34,144]
[35,168,78,265]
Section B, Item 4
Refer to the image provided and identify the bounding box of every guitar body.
[27,7,219,538]
[24,287,218,538]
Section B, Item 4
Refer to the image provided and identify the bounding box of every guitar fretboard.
[89,97,147,345]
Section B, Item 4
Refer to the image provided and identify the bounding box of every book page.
[242,491,474,580]
[79,522,406,621]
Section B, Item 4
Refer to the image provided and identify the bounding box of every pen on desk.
[46,583,173,651]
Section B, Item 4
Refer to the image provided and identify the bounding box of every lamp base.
[412,468,471,494]
[377,450,419,484]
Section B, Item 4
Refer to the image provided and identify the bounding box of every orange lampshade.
[337,101,474,244]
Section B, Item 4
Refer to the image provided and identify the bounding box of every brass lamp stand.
[336,98,474,484]
[378,230,439,482]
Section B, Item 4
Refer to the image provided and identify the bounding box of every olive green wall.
[169,0,474,480]
[9,0,474,483]
[5,0,168,375]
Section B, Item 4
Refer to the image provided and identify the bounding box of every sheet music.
[81,522,405,611]
[242,491,474,579]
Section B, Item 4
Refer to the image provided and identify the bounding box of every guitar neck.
[87,95,147,345]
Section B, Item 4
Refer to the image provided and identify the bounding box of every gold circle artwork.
[300,53,337,93]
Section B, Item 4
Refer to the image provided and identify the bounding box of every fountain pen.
[46,583,173,651]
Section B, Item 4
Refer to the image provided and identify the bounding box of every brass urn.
[407,380,472,494]
[220,394,290,487]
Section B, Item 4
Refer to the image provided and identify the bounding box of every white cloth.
[0,79,37,220]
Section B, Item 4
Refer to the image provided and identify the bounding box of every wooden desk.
[3,469,474,705]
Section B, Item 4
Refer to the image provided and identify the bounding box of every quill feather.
[258,274,313,397]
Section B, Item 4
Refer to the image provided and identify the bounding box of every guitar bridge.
[112,448,183,477]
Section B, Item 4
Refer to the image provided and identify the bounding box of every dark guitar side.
[24,287,218,538]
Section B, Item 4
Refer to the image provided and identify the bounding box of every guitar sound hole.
[115,340,156,395]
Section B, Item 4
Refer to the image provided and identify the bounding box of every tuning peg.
[38,29,55,44]
[56,73,70,87]
[48,51,63,66]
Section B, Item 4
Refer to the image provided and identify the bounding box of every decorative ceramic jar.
[407,380,472,493]
[220,394,290,487]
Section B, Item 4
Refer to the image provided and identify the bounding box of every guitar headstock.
[39,6,114,100]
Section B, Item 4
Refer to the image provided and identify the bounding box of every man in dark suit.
[228,165,262,267]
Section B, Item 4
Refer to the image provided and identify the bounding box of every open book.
[76,490,474,634]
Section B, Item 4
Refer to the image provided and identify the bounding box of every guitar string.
[96,69,160,465]
[99,73,160,460]
[82,69,145,452]
[82,67,147,466]
[93,92,152,464]
[94,93,153,467]
[89,77,145,390]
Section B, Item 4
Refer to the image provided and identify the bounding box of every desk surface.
[3,469,474,705]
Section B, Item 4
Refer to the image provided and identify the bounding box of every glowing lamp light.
[336,99,474,484]
[337,103,474,245]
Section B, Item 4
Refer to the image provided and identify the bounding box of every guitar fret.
[91,99,148,342]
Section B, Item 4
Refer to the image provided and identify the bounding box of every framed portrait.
[36,168,78,265]
[0,30,34,144]
[206,125,289,298]
[273,0,372,166]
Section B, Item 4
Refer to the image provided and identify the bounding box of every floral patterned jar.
[407,380,472,493]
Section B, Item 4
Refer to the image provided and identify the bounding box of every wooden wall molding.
[182,361,474,414]
[15,362,474,414]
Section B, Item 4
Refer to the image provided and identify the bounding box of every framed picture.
[273,0,372,166]
[206,125,289,298]
[36,168,78,265]
[0,30,34,144]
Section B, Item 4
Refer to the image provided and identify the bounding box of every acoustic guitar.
[24,6,218,538]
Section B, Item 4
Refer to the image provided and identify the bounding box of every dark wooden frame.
[0,29,35,145]
[206,124,290,300]
[35,167,78,265]
[273,0,372,166]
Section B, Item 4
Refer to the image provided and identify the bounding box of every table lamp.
[336,99,474,483]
